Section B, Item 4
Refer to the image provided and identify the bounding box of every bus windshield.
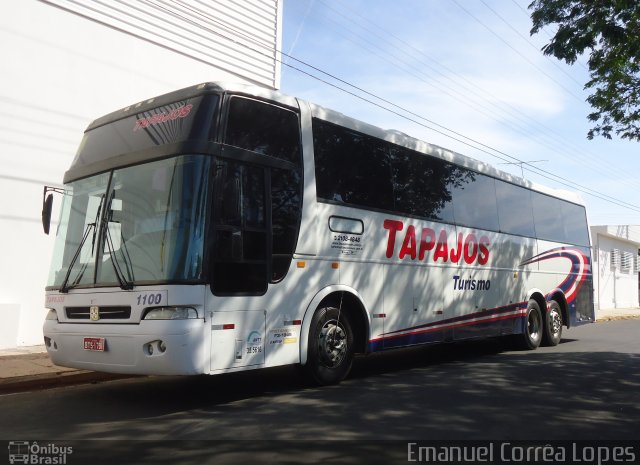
[47,155,211,289]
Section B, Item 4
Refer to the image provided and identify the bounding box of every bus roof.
[84,81,585,207]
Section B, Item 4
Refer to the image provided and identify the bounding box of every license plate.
[83,337,105,351]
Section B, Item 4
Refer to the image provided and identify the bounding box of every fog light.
[144,340,167,356]
[44,337,58,350]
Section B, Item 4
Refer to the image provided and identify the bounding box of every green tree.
[529,0,640,141]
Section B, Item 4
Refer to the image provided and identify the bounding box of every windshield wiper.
[59,194,105,293]
[103,223,134,290]
[59,222,95,293]
[102,191,134,290]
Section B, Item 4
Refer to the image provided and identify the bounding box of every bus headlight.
[143,306,198,320]
[45,309,58,321]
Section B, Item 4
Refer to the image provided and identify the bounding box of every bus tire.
[519,299,543,350]
[542,300,563,346]
[305,307,354,385]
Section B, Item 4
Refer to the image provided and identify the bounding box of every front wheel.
[542,300,563,346]
[519,299,543,350]
[305,307,354,385]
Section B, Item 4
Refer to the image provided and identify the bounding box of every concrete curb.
[596,314,640,322]
[0,371,138,395]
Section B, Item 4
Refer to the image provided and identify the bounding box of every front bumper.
[43,319,206,375]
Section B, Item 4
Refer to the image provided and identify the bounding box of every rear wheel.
[542,300,563,346]
[305,307,354,385]
[519,299,543,350]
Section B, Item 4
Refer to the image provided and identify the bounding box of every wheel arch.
[299,285,370,366]
[527,290,547,317]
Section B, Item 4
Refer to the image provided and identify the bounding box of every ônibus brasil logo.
[8,441,73,464]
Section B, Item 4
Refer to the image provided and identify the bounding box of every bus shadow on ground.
[14,335,638,442]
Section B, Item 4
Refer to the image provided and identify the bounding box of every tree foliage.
[529,0,640,141]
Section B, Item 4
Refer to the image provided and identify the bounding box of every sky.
[279,0,640,227]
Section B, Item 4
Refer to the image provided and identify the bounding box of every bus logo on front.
[89,306,100,321]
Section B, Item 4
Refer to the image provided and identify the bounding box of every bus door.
[207,95,302,371]
[208,156,301,370]
[209,159,269,371]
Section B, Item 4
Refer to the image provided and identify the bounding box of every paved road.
[1,320,638,445]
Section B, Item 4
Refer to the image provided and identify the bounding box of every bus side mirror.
[42,186,65,235]
[42,194,54,235]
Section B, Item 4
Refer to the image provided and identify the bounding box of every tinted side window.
[532,192,588,245]
[390,147,455,222]
[211,160,268,295]
[562,202,590,246]
[271,168,302,282]
[313,119,394,211]
[495,180,536,236]
[452,172,500,231]
[532,192,565,242]
[225,97,301,165]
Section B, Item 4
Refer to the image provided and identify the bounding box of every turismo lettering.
[383,219,490,265]
[453,275,490,291]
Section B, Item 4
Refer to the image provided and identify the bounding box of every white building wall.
[592,227,640,311]
[0,0,281,348]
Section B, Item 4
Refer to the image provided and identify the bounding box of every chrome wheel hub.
[549,310,562,335]
[528,310,541,340]
[318,319,347,367]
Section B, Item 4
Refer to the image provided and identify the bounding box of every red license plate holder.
[83,337,105,351]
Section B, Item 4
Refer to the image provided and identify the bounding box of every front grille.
[65,306,131,320]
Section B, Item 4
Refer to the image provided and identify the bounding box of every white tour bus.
[42,82,594,385]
